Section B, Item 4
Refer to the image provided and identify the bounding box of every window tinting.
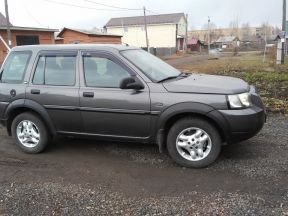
[33,55,76,86]
[1,51,31,83]
[83,56,130,88]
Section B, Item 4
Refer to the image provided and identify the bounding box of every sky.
[0,0,285,31]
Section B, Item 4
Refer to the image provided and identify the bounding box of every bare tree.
[259,22,273,39]
[229,19,239,37]
[202,22,216,30]
[241,22,251,37]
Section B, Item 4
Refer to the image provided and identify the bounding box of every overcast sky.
[0,0,285,31]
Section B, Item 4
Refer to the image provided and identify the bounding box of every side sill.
[57,131,151,143]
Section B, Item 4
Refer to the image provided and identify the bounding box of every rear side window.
[0,51,31,83]
[33,54,76,86]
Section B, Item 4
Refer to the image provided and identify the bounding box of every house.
[241,35,264,44]
[240,35,264,50]
[0,12,57,64]
[56,27,122,44]
[215,36,240,49]
[187,38,204,52]
[104,13,187,51]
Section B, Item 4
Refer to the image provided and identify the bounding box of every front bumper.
[218,105,266,144]
[208,90,266,144]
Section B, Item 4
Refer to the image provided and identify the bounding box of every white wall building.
[104,13,187,51]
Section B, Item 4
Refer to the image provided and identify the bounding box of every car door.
[25,51,82,133]
[79,51,151,139]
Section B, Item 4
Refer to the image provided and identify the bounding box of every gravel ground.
[0,114,287,215]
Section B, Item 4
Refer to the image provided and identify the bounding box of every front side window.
[1,51,31,83]
[33,55,76,86]
[83,56,130,88]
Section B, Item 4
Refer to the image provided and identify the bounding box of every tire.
[167,117,222,168]
[11,112,50,154]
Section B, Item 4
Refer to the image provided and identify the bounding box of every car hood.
[163,73,250,94]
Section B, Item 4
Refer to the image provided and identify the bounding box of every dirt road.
[0,114,287,215]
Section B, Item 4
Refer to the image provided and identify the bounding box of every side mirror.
[120,77,144,90]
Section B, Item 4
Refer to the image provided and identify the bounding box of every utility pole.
[281,0,286,64]
[208,16,210,54]
[263,26,267,63]
[4,0,12,48]
[143,6,149,52]
[184,14,188,52]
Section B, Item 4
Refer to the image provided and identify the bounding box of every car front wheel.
[11,112,50,154]
[167,117,222,168]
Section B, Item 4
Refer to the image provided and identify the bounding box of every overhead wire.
[82,0,142,11]
[42,0,137,11]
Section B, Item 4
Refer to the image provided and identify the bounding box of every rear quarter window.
[0,51,31,83]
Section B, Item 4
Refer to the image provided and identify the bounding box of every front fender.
[154,102,230,151]
[157,102,215,130]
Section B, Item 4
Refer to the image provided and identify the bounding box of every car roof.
[11,44,140,53]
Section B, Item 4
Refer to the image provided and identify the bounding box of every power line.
[145,9,159,15]
[23,4,48,28]
[42,0,135,11]
[82,0,141,11]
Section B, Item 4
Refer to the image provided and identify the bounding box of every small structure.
[104,13,187,52]
[56,27,122,44]
[215,36,240,49]
[0,12,57,64]
[275,34,288,64]
[187,38,204,52]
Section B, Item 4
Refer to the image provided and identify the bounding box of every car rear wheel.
[167,117,222,168]
[11,112,50,154]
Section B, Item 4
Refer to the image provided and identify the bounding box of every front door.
[79,51,151,139]
[26,51,82,133]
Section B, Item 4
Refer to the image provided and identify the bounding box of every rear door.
[26,51,82,133]
[79,51,151,139]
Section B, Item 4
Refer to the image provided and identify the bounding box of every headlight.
[228,92,252,109]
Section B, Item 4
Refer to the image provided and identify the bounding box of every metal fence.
[142,47,177,57]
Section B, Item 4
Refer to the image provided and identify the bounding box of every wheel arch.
[156,102,229,152]
[5,99,56,136]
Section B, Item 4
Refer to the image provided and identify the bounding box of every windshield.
[121,49,181,82]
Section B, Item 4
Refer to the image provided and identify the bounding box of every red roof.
[187,38,198,45]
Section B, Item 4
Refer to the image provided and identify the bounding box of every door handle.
[31,89,40,95]
[83,92,94,98]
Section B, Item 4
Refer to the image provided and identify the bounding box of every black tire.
[167,117,222,168]
[11,112,50,154]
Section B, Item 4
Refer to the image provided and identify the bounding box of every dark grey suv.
[0,45,266,168]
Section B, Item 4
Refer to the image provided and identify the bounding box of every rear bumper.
[218,106,266,144]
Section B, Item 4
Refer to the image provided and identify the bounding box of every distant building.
[187,38,204,52]
[56,27,122,44]
[215,36,240,49]
[0,12,57,64]
[189,26,276,43]
[104,13,187,51]
[241,35,264,45]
